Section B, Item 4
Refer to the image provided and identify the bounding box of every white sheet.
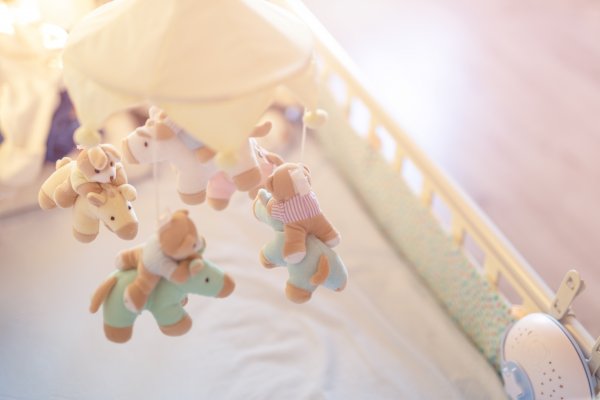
[0,138,506,399]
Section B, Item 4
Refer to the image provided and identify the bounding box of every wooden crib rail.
[279,0,599,383]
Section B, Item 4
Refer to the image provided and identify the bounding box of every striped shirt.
[271,192,321,224]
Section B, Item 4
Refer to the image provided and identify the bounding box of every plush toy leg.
[259,248,277,268]
[159,313,192,336]
[124,265,160,312]
[285,282,312,304]
[207,171,235,211]
[104,324,133,343]
[283,224,308,263]
[312,215,341,248]
[232,167,262,192]
[72,228,98,243]
[54,178,78,208]
[38,189,56,210]
[178,189,206,205]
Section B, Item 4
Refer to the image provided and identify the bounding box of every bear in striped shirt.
[265,163,340,264]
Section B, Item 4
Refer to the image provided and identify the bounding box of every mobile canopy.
[63,0,322,155]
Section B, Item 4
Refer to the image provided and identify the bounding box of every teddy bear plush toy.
[50,143,127,208]
[254,189,347,303]
[115,209,206,313]
[264,163,341,264]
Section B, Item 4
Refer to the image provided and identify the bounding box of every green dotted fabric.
[316,90,515,370]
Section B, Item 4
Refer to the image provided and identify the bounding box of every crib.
[0,1,598,399]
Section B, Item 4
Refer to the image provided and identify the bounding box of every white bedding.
[0,138,506,399]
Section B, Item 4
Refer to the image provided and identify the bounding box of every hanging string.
[299,107,308,163]
[151,114,160,229]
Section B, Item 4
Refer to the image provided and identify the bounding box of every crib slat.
[420,181,434,208]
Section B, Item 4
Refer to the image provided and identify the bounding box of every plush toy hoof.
[104,324,133,343]
[286,283,312,304]
[73,229,98,243]
[259,249,276,269]
[38,190,56,210]
[178,190,206,205]
[207,197,230,211]
[160,314,192,336]
[325,236,341,248]
[233,167,262,191]
[284,252,306,264]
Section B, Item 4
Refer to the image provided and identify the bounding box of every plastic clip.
[588,336,600,379]
[549,270,585,321]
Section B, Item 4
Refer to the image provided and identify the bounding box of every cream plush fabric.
[63,0,321,153]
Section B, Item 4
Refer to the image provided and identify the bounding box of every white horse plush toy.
[122,107,281,210]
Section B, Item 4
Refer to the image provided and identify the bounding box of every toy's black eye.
[110,161,114,167]
[94,169,100,173]
[144,141,148,147]
[205,277,210,283]
[128,205,131,210]
[110,216,115,221]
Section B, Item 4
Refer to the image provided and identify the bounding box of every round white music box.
[501,313,595,400]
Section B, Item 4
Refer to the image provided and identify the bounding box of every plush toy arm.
[113,163,128,186]
[75,181,103,197]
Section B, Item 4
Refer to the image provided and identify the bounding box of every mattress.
[0,138,506,399]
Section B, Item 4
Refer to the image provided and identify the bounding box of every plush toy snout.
[122,138,139,164]
[218,274,235,298]
[116,222,138,240]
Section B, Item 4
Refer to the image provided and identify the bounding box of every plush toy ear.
[250,121,272,138]
[119,184,137,201]
[87,192,107,207]
[265,151,284,166]
[155,123,175,140]
[101,144,122,162]
[88,147,108,170]
[149,106,167,121]
[189,259,205,276]
[300,163,311,176]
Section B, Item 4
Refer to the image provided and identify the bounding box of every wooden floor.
[304,0,600,336]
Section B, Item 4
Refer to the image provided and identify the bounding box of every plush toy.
[248,143,284,199]
[264,163,341,264]
[121,108,272,209]
[115,209,207,313]
[38,158,138,242]
[52,144,127,208]
[254,189,347,303]
[90,257,235,343]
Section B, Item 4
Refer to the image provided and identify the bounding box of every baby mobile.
[38,0,348,343]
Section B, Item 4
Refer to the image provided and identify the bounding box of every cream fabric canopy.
[63,0,320,153]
